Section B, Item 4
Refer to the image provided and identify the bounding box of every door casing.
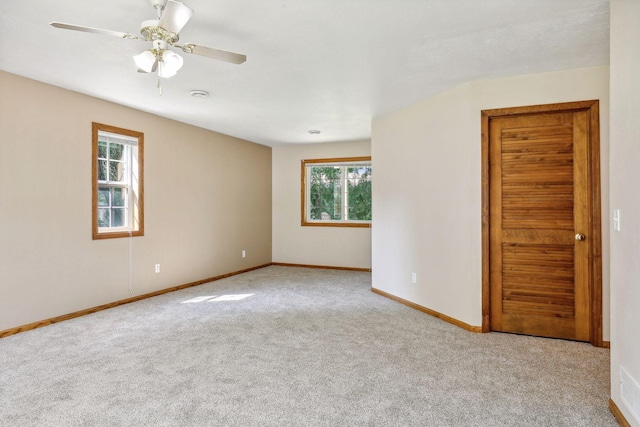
[481,100,603,347]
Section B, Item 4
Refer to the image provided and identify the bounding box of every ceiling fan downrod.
[149,0,168,19]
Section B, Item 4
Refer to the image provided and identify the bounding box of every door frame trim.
[481,100,603,346]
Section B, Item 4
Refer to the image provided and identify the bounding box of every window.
[92,122,144,239]
[302,157,372,227]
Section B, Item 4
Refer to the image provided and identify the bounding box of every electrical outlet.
[411,272,417,284]
[155,264,160,273]
[242,250,246,258]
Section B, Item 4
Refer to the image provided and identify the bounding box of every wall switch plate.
[411,272,417,284]
[613,209,621,231]
[242,250,246,258]
[155,264,160,273]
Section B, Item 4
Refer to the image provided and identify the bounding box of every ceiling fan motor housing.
[152,39,169,51]
[140,20,178,44]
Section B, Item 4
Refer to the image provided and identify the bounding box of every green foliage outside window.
[308,164,371,221]
[309,166,342,220]
[347,166,372,220]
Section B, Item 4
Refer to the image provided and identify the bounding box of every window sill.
[93,228,143,240]
[301,221,371,228]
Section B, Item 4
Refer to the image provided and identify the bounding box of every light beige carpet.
[0,266,615,426]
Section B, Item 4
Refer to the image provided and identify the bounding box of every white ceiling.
[0,0,609,147]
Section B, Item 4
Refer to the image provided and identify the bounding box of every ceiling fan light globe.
[134,50,157,73]
[158,61,176,78]
[158,50,183,78]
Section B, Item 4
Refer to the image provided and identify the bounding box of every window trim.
[92,122,144,240]
[301,156,372,228]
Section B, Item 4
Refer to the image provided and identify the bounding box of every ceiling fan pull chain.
[157,77,163,96]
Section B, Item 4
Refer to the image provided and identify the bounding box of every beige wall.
[610,1,640,425]
[371,66,610,337]
[0,71,272,332]
[272,141,371,269]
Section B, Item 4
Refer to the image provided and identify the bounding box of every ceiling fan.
[50,0,246,81]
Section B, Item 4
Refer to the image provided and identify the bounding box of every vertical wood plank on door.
[489,118,505,330]
[587,102,603,347]
[573,110,590,341]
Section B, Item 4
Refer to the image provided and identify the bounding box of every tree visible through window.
[302,157,371,227]
[92,122,144,239]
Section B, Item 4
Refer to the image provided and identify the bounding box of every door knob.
[575,233,586,241]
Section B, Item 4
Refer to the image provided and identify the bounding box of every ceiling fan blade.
[158,1,194,35]
[50,22,138,39]
[180,43,247,64]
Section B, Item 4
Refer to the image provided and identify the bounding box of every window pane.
[111,208,125,227]
[98,208,110,227]
[109,143,125,161]
[98,187,110,206]
[309,166,342,220]
[98,160,108,181]
[112,188,126,207]
[109,161,125,182]
[347,166,372,220]
[98,141,107,159]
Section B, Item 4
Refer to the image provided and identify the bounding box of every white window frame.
[301,157,372,228]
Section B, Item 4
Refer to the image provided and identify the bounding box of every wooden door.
[482,101,602,344]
